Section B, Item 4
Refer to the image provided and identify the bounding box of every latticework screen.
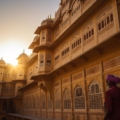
[74,86,85,109]
[63,88,71,109]
[40,54,44,67]
[89,82,102,109]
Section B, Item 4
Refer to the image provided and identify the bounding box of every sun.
[0,39,31,66]
[10,59,18,66]
[3,48,20,65]
[0,40,23,66]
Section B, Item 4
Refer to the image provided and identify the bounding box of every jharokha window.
[89,81,102,109]
[47,93,53,109]
[74,85,85,109]
[41,93,46,109]
[40,55,44,67]
[61,47,69,56]
[84,28,94,41]
[98,13,114,31]
[46,54,51,66]
[63,88,71,109]
[41,30,45,41]
[71,38,81,50]
[55,90,61,109]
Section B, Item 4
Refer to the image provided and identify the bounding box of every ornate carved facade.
[0,0,120,120]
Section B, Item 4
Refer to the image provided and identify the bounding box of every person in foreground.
[104,74,120,120]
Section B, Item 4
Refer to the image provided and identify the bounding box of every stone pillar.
[84,68,89,120]
[70,74,74,120]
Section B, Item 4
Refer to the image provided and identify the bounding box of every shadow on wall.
[2,101,15,113]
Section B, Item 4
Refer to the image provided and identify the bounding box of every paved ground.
[7,113,54,120]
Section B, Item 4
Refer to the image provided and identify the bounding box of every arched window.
[55,90,61,109]
[89,81,102,109]
[74,85,85,109]
[41,93,46,109]
[2,101,7,111]
[63,88,71,109]
[47,93,53,109]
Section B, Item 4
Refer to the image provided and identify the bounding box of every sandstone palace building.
[1,0,120,120]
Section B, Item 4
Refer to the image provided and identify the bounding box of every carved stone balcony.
[27,53,38,65]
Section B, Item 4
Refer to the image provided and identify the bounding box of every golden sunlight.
[9,59,18,66]
[0,39,26,66]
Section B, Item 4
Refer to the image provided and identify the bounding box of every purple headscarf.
[106,74,120,84]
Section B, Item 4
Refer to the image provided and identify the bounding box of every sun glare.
[10,59,18,66]
[0,40,26,66]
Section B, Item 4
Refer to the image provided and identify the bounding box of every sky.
[0,0,60,65]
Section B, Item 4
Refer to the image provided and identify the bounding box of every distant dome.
[33,36,39,42]
[0,59,5,64]
[17,53,29,59]
[42,18,53,23]
[41,18,53,26]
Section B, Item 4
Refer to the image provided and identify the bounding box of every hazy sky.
[0,0,60,65]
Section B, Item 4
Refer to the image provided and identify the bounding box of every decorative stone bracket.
[38,77,54,100]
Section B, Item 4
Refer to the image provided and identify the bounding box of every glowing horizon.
[0,39,32,66]
[0,0,60,65]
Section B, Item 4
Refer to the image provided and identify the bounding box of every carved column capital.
[38,78,54,100]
